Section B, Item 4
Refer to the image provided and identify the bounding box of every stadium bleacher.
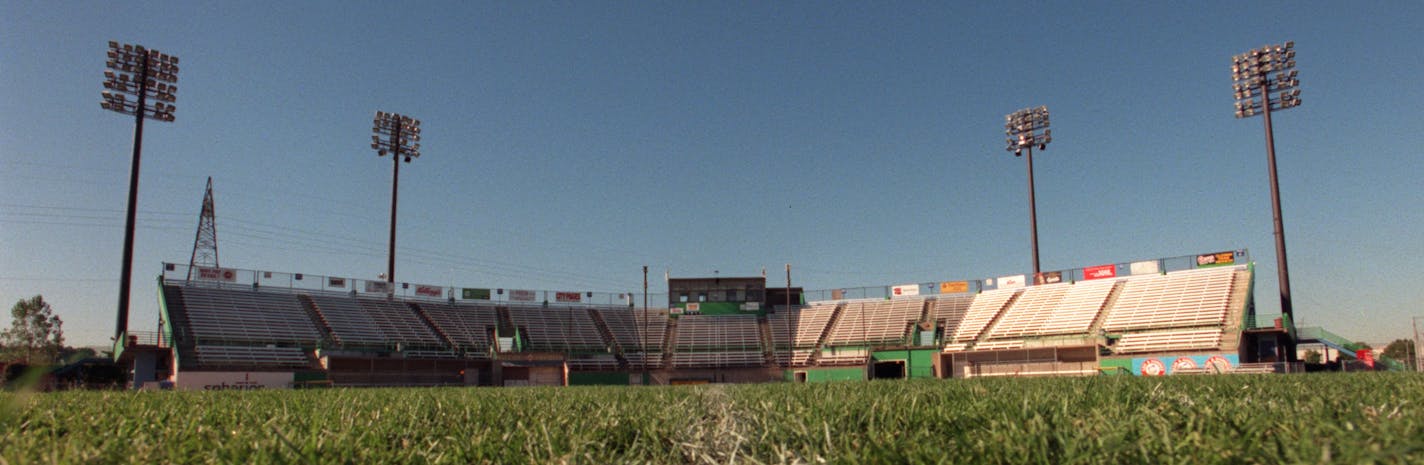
[672,314,763,368]
[179,286,323,344]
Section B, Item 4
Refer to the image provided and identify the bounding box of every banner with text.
[509,289,537,302]
[365,281,393,293]
[462,288,491,300]
[1130,354,1238,376]
[997,275,1026,289]
[555,292,582,303]
[1083,264,1117,280]
[327,277,347,288]
[174,371,294,391]
[891,284,920,297]
[938,281,970,294]
[196,267,237,282]
[1129,260,1160,275]
[1196,251,1236,268]
[1036,271,1063,285]
[415,285,443,297]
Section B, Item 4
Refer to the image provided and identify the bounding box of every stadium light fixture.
[1003,105,1052,282]
[371,111,422,284]
[1232,41,1300,361]
[102,41,179,342]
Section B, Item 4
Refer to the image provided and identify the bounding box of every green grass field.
[3,373,1422,464]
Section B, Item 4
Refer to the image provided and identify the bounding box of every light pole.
[370,111,422,284]
[1232,41,1301,361]
[101,41,179,341]
[1004,106,1052,282]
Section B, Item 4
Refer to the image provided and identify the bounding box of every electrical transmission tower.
[186,177,220,280]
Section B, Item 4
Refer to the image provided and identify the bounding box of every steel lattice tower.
[186,177,219,280]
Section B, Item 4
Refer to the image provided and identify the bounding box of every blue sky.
[2,1,1421,348]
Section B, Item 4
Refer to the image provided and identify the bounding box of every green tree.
[1382,339,1416,370]
[1303,349,1323,364]
[2,295,65,365]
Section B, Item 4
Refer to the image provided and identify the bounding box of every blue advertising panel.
[1130,354,1239,376]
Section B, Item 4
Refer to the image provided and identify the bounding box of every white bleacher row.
[416,302,499,351]
[950,288,1021,342]
[595,308,668,351]
[508,306,608,351]
[767,303,838,349]
[825,298,924,346]
[973,340,1025,351]
[772,349,818,367]
[986,278,1118,340]
[672,351,764,368]
[675,314,762,351]
[193,345,309,369]
[1101,266,1241,332]
[179,286,323,344]
[1114,328,1224,354]
[818,348,869,366]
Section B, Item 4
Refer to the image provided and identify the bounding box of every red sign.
[555,292,582,303]
[1356,349,1375,368]
[1083,264,1117,280]
[415,285,442,297]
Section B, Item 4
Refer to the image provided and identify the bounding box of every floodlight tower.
[101,41,179,340]
[1004,106,1052,282]
[1232,41,1301,359]
[371,111,422,284]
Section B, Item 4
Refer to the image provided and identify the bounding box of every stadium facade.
[113,249,1297,389]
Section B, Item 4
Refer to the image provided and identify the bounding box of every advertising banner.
[1129,260,1160,275]
[327,277,347,288]
[555,292,582,303]
[1083,264,1117,280]
[462,288,491,300]
[891,284,920,297]
[173,371,294,391]
[196,267,237,282]
[1130,354,1238,376]
[364,281,393,293]
[997,275,1026,289]
[1196,251,1236,268]
[938,281,970,294]
[1036,271,1063,285]
[686,303,701,313]
[415,285,443,297]
[509,289,537,302]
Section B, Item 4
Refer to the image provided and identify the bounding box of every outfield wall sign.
[938,281,970,294]
[891,284,920,297]
[555,292,582,303]
[996,275,1026,289]
[173,371,294,390]
[1130,354,1238,376]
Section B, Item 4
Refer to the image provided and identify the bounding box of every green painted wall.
[871,349,938,379]
[569,372,629,386]
[787,367,865,382]
[1099,358,1132,375]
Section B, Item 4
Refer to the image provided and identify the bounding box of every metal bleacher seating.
[931,294,976,332]
[948,288,1021,343]
[1113,328,1224,354]
[507,305,608,352]
[193,345,309,369]
[357,298,445,348]
[179,285,323,344]
[985,278,1119,339]
[306,294,443,349]
[768,303,837,366]
[595,307,668,368]
[672,314,763,368]
[417,302,500,355]
[825,298,924,346]
[1101,266,1242,332]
